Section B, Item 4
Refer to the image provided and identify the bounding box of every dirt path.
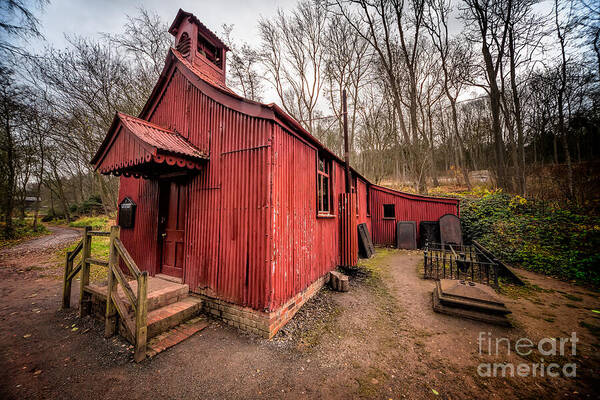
[0,246,598,399]
[0,226,80,269]
[381,251,600,399]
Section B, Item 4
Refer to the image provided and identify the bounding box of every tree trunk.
[2,98,15,238]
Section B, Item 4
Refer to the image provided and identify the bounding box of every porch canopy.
[91,112,208,179]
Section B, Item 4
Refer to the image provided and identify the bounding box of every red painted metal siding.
[369,185,459,246]
[116,55,453,314]
[339,193,358,267]
[118,177,160,276]
[269,125,370,310]
[119,64,271,310]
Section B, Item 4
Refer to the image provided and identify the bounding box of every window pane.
[318,158,324,172]
[383,204,395,219]
[318,176,323,211]
[322,176,329,212]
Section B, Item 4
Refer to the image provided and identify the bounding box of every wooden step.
[155,273,183,284]
[147,296,203,339]
[85,278,189,313]
[146,316,209,357]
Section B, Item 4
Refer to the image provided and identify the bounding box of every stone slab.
[396,221,417,249]
[357,223,375,258]
[432,285,511,326]
[439,214,463,245]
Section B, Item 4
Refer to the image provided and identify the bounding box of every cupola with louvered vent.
[168,9,229,85]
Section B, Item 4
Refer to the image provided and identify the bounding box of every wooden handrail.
[67,240,84,262]
[104,226,148,362]
[86,257,109,267]
[88,230,110,237]
[114,238,142,278]
[62,225,148,362]
[111,263,138,313]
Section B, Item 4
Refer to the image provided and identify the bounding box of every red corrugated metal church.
[91,9,459,337]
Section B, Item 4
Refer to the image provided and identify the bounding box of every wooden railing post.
[134,271,148,362]
[79,226,92,317]
[62,251,73,309]
[104,225,120,338]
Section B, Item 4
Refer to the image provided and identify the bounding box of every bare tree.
[221,24,264,101]
[335,0,431,192]
[425,0,473,189]
[0,0,46,57]
[461,0,511,188]
[323,14,371,157]
[259,0,327,132]
[554,0,578,199]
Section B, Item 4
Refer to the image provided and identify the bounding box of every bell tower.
[168,9,229,85]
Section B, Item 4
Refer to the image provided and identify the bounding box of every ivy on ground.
[458,191,600,287]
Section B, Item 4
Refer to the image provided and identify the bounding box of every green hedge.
[460,192,600,287]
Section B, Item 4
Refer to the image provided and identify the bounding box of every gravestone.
[357,223,375,258]
[419,221,440,248]
[439,214,463,246]
[396,221,417,249]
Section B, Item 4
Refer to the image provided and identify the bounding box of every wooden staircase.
[62,226,207,362]
[86,276,207,356]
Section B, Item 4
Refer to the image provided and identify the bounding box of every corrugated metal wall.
[369,186,459,246]
[117,62,454,314]
[119,66,271,311]
[118,177,160,275]
[339,193,358,267]
[269,125,370,310]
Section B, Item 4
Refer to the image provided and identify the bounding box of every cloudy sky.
[37,0,296,49]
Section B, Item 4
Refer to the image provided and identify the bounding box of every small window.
[383,204,395,219]
[317,154,333,214]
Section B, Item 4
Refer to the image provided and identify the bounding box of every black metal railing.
[423,242,499,287]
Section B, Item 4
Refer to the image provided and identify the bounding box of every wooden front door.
[158,181,187,279]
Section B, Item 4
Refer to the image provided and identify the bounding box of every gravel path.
[0,226,81,261]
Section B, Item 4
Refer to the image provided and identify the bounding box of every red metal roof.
[144,47,458,205]
[91,112,208,177]
[171,49,236,96]
[117,112,206,159]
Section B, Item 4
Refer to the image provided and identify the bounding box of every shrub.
[0,219,49,242]
[42,209,65,222]
[68,216,110,230]
[460,192,600,287]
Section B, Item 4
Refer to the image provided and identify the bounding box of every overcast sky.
[37,0,296,49]
[30,0,298,103]
[29,0,555,105]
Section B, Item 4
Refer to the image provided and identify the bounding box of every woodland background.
[0,0,599,283]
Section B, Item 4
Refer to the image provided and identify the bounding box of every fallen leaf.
[71,327,78,332]
[33,370,42,375]
[23,334,31,338]
[591,310,600,314]
[432,389,439,396]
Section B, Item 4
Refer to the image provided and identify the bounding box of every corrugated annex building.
[91,9,459,338]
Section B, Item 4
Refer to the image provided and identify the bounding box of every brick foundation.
[87,273,329,340]
[196,273,329,338]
